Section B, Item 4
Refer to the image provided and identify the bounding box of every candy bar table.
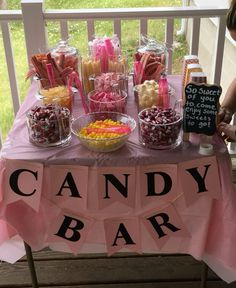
[0,76,236,288]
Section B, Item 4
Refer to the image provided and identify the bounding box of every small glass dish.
[26,104,71,147]
[71,112,136,152]
[138,106,183,150]
[88,89,127,113]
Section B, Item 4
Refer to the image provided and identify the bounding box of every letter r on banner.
[141,204,189,248]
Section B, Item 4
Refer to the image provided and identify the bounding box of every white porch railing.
[0,1,228,149]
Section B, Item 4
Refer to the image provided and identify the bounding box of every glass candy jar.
[50,40,79,73]
[133,36,168,85]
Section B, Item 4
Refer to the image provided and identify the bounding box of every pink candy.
[91,72,126,92]
[139,106,182,149]
[88,90,127,113]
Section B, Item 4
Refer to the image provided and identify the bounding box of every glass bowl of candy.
[138,106,183,150]
[26,104,72,147]
[88,89,127,113]
[71,112,136,152]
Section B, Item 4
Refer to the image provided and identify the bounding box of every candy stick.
[72,72,89,114]
[46,63,56,87]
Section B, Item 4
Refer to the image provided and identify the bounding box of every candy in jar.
[26,104,71,147]
[51,40,79,73]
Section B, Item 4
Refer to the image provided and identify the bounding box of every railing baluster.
[190,17,200,55]
[166,18,174,75]
[140,18,148,44]
[60,19,69,41]
[213,15,226,85]
[1,21,20,116]
[87,19,95,42]
[114,19,121,43]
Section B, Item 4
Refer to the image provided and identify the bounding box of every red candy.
[27,104,71,147]
[139,106,182,149]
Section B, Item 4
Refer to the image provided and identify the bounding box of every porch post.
[21,0,47,66]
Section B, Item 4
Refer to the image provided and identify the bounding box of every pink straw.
[71,72,89,114]
[46,63,56,87]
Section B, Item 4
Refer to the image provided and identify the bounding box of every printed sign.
[183,83,222,135]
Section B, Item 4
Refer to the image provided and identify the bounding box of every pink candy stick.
[86,126,131,134]
[46,63,56,87]
[72,72,89,114]
[159,76,170,109]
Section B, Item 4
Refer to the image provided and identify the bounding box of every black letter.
[55,215,84,242]
[103,174,130,199]
[145,172,172,196]
[112,223,136,246]
[9,169,38,196]
[186,164,210,193]
[56,172,81,198]
[147,212,180,238]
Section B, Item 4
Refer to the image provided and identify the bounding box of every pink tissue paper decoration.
[141,203,190,249]
[48,165,89,212]
[4,159,43,212]
[104,217,142,256]
[178,156,221,206]
[97,166,136,210]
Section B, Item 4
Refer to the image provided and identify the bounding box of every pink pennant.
[47,165,88,213]
[97,166,136,209]
[47,210,94,255]
[139,164,179,208]
[141,204,189,249]
[104,217,141,256]
[178,156,221,206]
[4,160,44,211]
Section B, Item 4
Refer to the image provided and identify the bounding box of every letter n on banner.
[178,156,221,206]
[47,210,94,255]
[104,217,141,256]
[141,204,189,248]
[97,166,136,209]
[4,160,43,211]
[139,164,178,208]
[48,165,88,212]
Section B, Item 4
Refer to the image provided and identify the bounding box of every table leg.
[24,242,39,288]
[200,262,208,288]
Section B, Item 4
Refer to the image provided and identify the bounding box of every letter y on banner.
[4,160,43,211]
[178,156,221,206]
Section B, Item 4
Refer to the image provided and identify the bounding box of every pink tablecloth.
[0,76,236,283]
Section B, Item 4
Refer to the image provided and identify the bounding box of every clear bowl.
[71,112,136,152]
[88,90,127,113]
[138,107,183,150]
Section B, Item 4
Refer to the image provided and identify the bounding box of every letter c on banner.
[9,169,38,196]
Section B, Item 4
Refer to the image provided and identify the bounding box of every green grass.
[0,0,187,140]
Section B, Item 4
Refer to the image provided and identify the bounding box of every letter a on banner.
[97,166,136,209]
[4,160,43,211]
[48,210,94,255]
[141,204,189,248]
[178,156,221,206]
[104,217,141,256]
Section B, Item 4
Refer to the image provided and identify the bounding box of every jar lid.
[138,36,166,55]
[51,40,78,56]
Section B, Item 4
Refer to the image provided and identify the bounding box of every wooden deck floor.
[1,249,236,288]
